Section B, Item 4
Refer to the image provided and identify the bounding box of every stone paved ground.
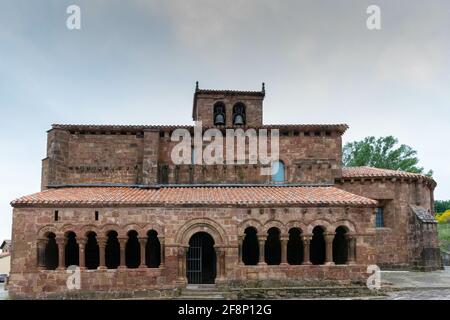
[1,268,449,300]
[375,267,450,300]
[381,267,450,289]
[383,289,450,300]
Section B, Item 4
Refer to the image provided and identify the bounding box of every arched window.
[85,232,99,270]
[105,231,120,269]
[271,161,285,182]
[232,103,246,125]
[65,231,79,267]
[265,227,281,265]
[333,226,348,265]
[126,230,140,268]
[146,230,161,268]
[44,233,58,270]
[213,102,226,125]
[287,228,303,265]
[310,226,326,265]
[242,227,259,265]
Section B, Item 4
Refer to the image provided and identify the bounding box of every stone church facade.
[9,85,441,298]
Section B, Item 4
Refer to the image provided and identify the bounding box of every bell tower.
[192,82,265,127]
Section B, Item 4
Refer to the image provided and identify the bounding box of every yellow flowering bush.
[436,210,450,224]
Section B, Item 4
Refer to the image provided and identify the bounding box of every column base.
[325,262,335,266]
[139,265,147,269]
[97,266,107,271]
[56,267,66,271]
[280,262,289,266]
[302,262,312,265]
[118,266,127,271]
[257,262,267,266]
[348,261,357,265]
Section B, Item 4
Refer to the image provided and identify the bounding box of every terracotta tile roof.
[52,124,348,133]
[341,167,436,187]
[195,88,265,96]
[11,186,377,208]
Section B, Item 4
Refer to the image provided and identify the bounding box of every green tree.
[343,136,433,176]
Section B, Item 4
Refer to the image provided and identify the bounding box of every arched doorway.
[186,232,216,284]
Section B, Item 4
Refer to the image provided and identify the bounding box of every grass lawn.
[438,223,450,251]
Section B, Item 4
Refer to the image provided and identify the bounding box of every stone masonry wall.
[9,205,375,298]
[43,128,343,188]
[337,178,438,269]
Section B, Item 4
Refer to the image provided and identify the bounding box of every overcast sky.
[0,0,449,241]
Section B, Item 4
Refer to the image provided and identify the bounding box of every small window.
[314,131,321,137]
[376,207,384,228]
[304,132,310,136]
[159,131,164,138]
[54,210,59,222]
[271,161,285,183]
[325,131,331,137]
[95,211,99,221]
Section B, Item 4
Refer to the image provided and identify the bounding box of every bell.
[214,114,225,125]
[234,114,244,125]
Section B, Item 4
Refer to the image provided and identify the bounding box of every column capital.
[257,235,266,242]
[138,237,147,243]
[56,237,66,246]
[97,237,107,247]
[302,235,312,242]
[37,238,47,246]
[280,236,289,242]
[324,233,336,240]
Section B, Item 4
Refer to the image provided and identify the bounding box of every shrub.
[436,210,450,224]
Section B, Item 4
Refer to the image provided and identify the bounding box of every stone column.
[56,238,66,270]
[324,233,335,265]
[302,235,312,265]
[119,238,127,270]
[280,235,289,265]
[215,247,226,282]
[98,238,107,270]
[238,235,243,265]
[139,237,147,269]
[158,236,165,267]
[258,235,266,265]
[78,239,86,270]
[177,246,186,282]
[346,235,356,265]
[37,238,47,270]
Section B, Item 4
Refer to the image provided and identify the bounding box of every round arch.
[238,219,263,235]
[263,220,286,235]
[37,225,58,239]
[306,219,333,234]
[176,218,228,246]
[331,220,357,234]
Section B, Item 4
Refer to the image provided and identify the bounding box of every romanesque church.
[9,84,441,298]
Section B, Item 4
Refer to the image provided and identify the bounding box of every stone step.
[174,294,225,300]
[184,285,219,292]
